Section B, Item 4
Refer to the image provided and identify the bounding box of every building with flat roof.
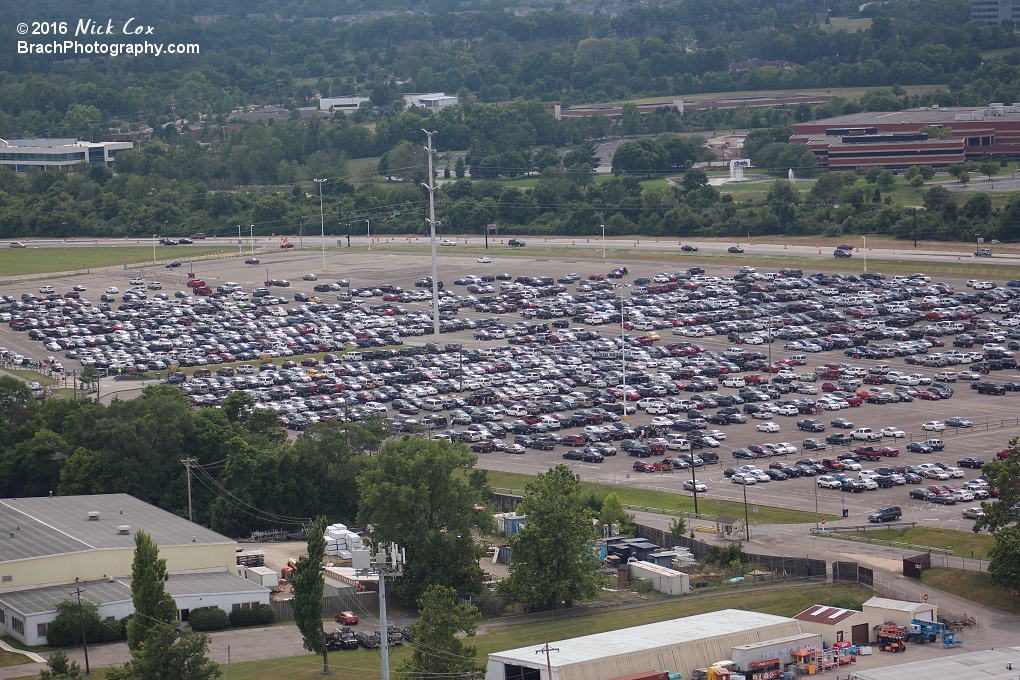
[0,494,263,646]
[404,93,458,113]
[852,646,1020,680]
[971,0,1020,23]
[319,96,371,112]
[794,604,885,645]
[789,104,1020,169]
[0,138,132,174]
[486,609,802,680]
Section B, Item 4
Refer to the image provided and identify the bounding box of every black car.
[508,238,526,247]
[681,244,698,252]
[797,418,826,432]
[727,246,744,254]
[833,249,852,258]
[868,505,902,522]
[164,260,182,268]
[841,479,866,492]
[909,488,931,501]
[957,457,984,468]
[803,438,826,451]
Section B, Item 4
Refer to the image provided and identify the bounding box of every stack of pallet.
[236,549,266,567]
[325,523,364,559]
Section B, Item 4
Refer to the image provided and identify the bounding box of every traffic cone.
[784,244,787,249]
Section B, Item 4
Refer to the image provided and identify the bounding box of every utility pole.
[912,208,917,248]
[536,642,559,680]
[250,224,254,255]
[690,460,699,515]
[375,543,405,680]
[314,179,327,272]
[742,482,751,541]
[423,129,440,343]
[227,645,231,680]
[180,458,196,522]
[72,586,90,675]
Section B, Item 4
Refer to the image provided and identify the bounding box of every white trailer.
[731,633,823,672]
[244,566,278,589]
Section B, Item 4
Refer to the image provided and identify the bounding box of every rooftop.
[795,604,861,624]
[489,609,796,667]
[0,138,85,148]
[0,494,233,563]
[850,646,1020,680]
[793,106,1020,127]
[0,572,266,617]
[862,596,933,612]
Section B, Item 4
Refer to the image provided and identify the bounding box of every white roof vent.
[117,525,131,535]
[88,511,100,521]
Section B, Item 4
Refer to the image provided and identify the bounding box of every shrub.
[472,593,506,618]
[47,600,100,647]
[188,607,229,631]
[98,618,124,642]
[228,604,275,627]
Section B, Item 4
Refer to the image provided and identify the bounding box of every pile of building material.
[670,547,697,569]
[326,523,363,559]
[236,549,266,567]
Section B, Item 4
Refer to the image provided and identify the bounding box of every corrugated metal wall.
[0,544,236,592]
[555,622,804,680]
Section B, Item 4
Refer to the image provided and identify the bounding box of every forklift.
[876,624,907,652]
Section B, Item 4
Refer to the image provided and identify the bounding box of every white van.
[667,436,691,452]
[423,398,444,411]
[236,364,255,374]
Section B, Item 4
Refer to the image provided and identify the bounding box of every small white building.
[862,596,937,627]
[319,97,371,112]
[404,93,458,113]
[626,561,689,595]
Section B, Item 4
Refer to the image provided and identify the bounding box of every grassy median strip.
[920,568,1018,614]
[0,246,227,278]
[842,527,995,559]
[482,469,834,524]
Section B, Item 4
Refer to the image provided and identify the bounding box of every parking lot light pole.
[314,178,327,272]
[423,129,440,343]
[862,235,867,273]
[690,461,699,515]
[814,480,819,530]
[601,223,605,258]
[366,219,371,252]
[742,482,751,541]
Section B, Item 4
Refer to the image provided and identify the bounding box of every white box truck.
[731,633,823,672]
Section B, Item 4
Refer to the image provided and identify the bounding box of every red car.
[876,447,900,457]
[633,460,656,472]
[186,279,206,288]
[245,257,260,265]
[335,610,358,625]
[917,391,940,400]
[471,440,494,453]
[280,242,295,249]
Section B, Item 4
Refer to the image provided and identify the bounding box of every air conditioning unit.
[117,525,131,535]
[87,511,100,521]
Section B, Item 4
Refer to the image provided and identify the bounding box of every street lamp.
[314,178,327,272]
[601,223,606,258]
[861,235,867,274]
[366,219,371,252]
[814,478,819,530]
[742,481,751,541]
[690,461,699,515]
[975,233,982,255]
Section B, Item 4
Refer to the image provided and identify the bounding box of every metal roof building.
[862,597,936,627]
[0,494,237,594]
[794,604,885,645]
[851,646,1020,680]
[486,609,802,680]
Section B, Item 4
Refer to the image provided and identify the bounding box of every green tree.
[599,492,635,536]
[975,438,1020,534]
[454,157,466,179]
[986,525,1020,592]
[920,125,954,140]
[963,193,992,219]
[767,180,800,206]
[979,162,1000,180]
[396,585,485,680]
[79,364,99,394]
[47,600,100,647]
[620,102,642,136]
[958,171,970,184]
[562,142,599,170]
[741,126,793,159]
[682,168,709,191]
[669,516,687,537]
[107,626,220,680]
[534,146,561,171]
[292,516,328,673]
[876,169,896,190]
[357,438,488,605]
[500,465,604,611]
[611,140,665,176]
[40,650,82,680]
[909,174,926,190]
[126,530,178,651]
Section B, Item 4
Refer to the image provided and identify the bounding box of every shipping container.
[244,566,278,588]
[730,633,823,672]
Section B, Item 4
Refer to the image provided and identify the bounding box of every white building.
[319,97,371,112]
[861,596,937,627]
[486,609,803,680]
[404,93,458,113]
[0,494,268,646]
[0,138,133,173]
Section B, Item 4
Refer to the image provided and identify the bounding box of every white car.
[755,421,780,433]
[751,410,774,420]
[840,459,863,471]
[105,286,120,294]
[39,285,55,294]
[477,256,492,263]
[440,239,456,246]
[934,371,957,382]
[130,277,144,285]
[922,420,946,432]
[776,404,800,416]
[651,416,674,427]
[859,478,879,490]
[72,284,87,291]
[881,427,905,438]
[731,473,756,485]
[705,429,726,440]
[945,466,965,479]
[817,475,842,489]
[722,377,746,388]
[147,281,162,290]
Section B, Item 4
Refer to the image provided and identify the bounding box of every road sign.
[923,593,929,602]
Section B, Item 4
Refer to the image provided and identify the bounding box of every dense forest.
[4,0,1020,243]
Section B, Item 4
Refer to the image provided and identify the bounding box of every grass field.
[820,17,873,32]
[0,246,225,278]
[482,469,835,524]
[843,527,995,559]
[920,568,1018,614]
[0,649,30,668]
[6,584,868,680]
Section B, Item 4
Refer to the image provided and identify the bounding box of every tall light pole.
[862,235,867,274]
[314,178,327,272]
[366,219,371,251]
[601,223,606,258]
[250,224,254,255]
[237,224,242,254]
[742,481,751,541]
[423,129,440,343]
[690,459,699,515]
[976,232,982,255]
[620,292,628,421]
[152,234,157,265]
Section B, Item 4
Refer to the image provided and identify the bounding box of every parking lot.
[2,245,1019,527]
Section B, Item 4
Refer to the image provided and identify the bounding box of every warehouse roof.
[851,646,1020,680]
[792,106,1020,127]
[0,494,233,563]
[490,609,796,667]
[863,597,933,612]
[0,572,266,617]
[795,605,860,624]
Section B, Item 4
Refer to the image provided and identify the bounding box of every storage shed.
[794,605,885,645]
[862,597,937,627]
[486,609,803,680]
[626,562,690,596]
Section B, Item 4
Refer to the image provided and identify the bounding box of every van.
[423,398,444,411]
[237,364,255,375]
[788,354,808,365]
[345,351,363,361]
[667,436,691,452]
[868,506,902,523]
